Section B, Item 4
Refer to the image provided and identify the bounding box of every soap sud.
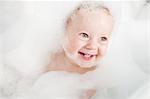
[0,1,149,99]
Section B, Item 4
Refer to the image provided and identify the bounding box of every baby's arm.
[81,89,96,99]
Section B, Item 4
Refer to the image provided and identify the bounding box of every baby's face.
[63,9,114,68]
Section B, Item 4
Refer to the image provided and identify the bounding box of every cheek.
[64,37,84,54]
[99,44,108,56]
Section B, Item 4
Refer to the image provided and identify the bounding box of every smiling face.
[63,9,114,68]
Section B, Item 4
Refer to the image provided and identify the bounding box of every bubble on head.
[65,1,115,34]
[76,1,111,14]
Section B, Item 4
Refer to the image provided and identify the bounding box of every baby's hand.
[81,89,96,99]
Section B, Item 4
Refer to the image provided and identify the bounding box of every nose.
[85,38,98,50]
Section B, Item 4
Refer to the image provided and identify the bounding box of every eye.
[79,33,90,41]
[100,37,108,42]
[101,37,107,41]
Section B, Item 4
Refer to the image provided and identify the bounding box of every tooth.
[84,54,91,57]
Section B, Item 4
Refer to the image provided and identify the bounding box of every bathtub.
[0,1,149,99]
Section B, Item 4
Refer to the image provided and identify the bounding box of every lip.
[78,51,96,61]
[78,51,97,56]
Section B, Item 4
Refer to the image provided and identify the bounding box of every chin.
[79,65,96,68]
[76,60,97,68]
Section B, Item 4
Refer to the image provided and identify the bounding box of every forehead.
[68,9,114,35]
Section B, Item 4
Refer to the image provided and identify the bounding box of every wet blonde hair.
[65,1,113,30]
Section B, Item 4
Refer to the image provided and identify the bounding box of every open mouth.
[78,51,96,61]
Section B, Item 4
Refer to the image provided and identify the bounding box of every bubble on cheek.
[63,37,75,53]
[65,50,80,64]
[63,39,71,52]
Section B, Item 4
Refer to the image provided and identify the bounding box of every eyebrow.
[100,33,109,35]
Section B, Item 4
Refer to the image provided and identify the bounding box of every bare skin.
[47,8,114,99]
[48,51,96,74]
